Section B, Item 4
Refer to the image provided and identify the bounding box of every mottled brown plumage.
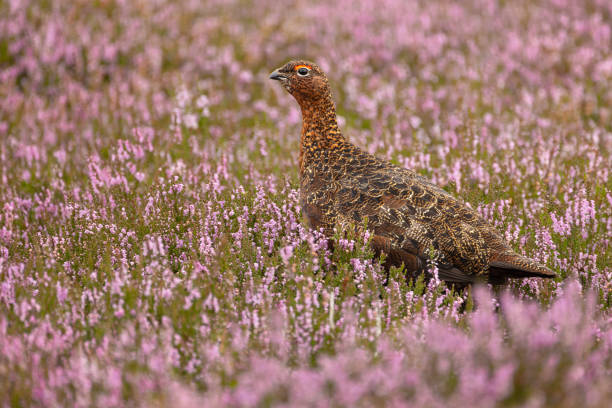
[269,60,556,284]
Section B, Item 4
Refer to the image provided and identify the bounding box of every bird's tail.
[489,252,556,279]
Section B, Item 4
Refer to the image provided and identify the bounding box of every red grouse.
[269,60,556,284]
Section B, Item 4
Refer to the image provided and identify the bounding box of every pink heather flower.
[184,113,198,129]
[279,245,294,264]
[56,282,68,304]
[338,238,355,252]
[196,94,211,117]
[551,212,571,236]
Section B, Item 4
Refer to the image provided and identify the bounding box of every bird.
[269,60,556,285]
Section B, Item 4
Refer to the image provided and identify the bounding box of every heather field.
[1,0,611,406]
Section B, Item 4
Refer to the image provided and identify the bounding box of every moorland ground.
[0,0,611,406]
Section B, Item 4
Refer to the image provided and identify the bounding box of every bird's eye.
[297,67,309,76]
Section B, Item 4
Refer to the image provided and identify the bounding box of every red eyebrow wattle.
[294,64,312,70]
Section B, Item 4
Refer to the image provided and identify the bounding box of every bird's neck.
[298,93,346,171]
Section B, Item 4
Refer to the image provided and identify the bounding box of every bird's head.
[269,60,330,104]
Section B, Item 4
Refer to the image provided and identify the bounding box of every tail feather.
[490,252,556,279]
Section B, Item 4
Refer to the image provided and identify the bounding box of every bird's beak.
[269,69,287,81]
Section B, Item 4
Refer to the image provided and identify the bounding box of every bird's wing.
[334,166,490,279]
